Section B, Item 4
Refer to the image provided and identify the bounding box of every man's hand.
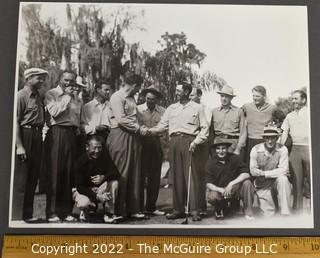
[16,145,27,162]
[139,126,149,136]
[218,187,225,195]
[251,169,265,177]
[223,183,234,199]
[189,141,197,152]
[91,175,105,186]
[64,86,74,96]
[233,148,241,156]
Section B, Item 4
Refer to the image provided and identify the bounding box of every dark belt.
[22,125,43,131]
[170,132,194,137]
[51,125,78,131]
[216,133,239,139]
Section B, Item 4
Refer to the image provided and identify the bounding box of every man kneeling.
[206,139,255,220]
[73,135,120,223]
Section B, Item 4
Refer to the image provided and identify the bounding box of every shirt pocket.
[186,112,199,126]
[230,116,240,130]
[26,99,41,115]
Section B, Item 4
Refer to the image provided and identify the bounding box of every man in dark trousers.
[73,135,120,223]
[137,85,166,216]
[206,138,255,220]
[14,67,48,222]
[45,70,82,223]
[145,82,209,221]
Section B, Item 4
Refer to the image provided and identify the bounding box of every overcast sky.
[18,3,309,107]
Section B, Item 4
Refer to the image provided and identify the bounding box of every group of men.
[14,66,311,224]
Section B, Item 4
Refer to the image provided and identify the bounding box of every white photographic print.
[9,2,313,229]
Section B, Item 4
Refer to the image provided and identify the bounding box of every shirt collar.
[295,105,307,114]
[256,143,281,155]
[140,102,161,113]
[218,104,236,111]
[252,101,270,111]
[119,87,132,98]
[212,153,231,164]
[23,86,38,97]
[93,97,109,107]
[56,85,65,96]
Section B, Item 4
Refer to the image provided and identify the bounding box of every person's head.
[262,125,280,152]
[85,135,103,160]
[123,70,143,96]
[292,90,307,110]
[190,88,202,104]
[210,139,232,159]
[145,92,157,110]
[24,68,48,90]
[60,70,77,90]
[272,109,286,128]
[217,85,236,107]
[252,85,267,106]
[95,79,112,101]
[141,85,163,110]
[175,82,192,102]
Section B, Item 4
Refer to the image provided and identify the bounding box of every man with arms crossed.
[250,125,291,216]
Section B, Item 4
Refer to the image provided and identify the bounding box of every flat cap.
[24,68,48,79]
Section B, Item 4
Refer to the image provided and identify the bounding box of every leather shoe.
[192,215,202,221]
[166,213,185,220]
[24,217,43,224]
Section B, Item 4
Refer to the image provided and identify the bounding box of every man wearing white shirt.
[81,79,112,140]
[280,90,310,211]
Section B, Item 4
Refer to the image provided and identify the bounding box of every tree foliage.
[144,32,206,106]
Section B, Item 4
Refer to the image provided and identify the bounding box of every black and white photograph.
[9,2,313,228]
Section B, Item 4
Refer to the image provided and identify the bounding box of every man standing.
[280,90,310,212]
[242,86,277,163]
[107,70,147,219]
[81,79,112,140]
[137,85,165,216]
[73,136,120,223]
[250,125,291,216]
[190,87,210,216]
[14,68,48,222]
[45,70,82,222]
[206,139,255,220]
[145,82,209,221]
[212,85,246,156]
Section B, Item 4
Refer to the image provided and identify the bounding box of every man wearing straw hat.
[144,82,209,221]
[206,138,255,220]
[212,85,246,156]
[14,67,48,223]
[250,125,291,216]
[137,85,165,216]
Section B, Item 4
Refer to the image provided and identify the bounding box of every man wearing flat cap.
[250,125,291,216]
[211,85,246,156]
[144,82,209,221]
[206,138,255,220]
[137,85,166,216]
[14,67,48,222]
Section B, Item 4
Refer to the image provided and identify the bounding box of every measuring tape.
[2,235,320,257]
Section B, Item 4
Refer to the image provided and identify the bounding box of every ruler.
[2,235,320,257]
